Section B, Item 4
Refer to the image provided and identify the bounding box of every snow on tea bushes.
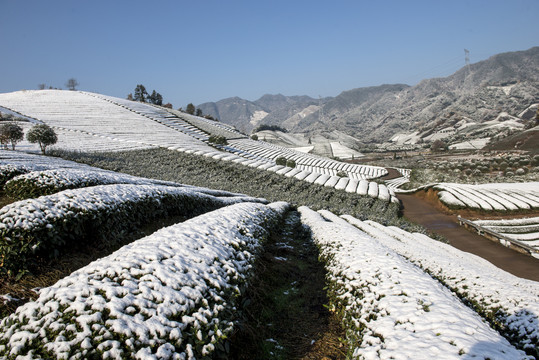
[0,89,395,202]
[3,168,182,200]
[227,138,387,180]
[298,207,529,359]
[341,215,539,356]
[0,164,30,187]
[0,90,213,153]
[428,182,539,211]
[472,217,539,250]
[0,202,289,359]
[0,184,265,276]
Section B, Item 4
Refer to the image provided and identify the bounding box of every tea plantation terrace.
[1,152,537,358]
[0,90,400,203]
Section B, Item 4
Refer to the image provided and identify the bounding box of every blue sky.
[1,0,537,107]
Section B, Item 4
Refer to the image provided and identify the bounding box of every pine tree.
[133,85,148,102]
[185,103,196,115]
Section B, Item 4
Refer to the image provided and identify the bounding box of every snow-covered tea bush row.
[472,216,539,249]
[190,152,398,202]
[0,201,289,359]
[0,90,394,201]
[0,151,250,200]
[340,215,539,356]
[87,93,211,143]
[0,90,213,153]
[1,149,95,172]
[428,182,539,211]
[0,183,264,276]
[298,207,530,359]
[0,164,30,188]
[227,138,387,180]
[167,109,246,139]
[3,168,183,200]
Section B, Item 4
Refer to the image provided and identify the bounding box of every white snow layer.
[0,202,289,359]
[432,182,539,211]
[0,183,264,234]
[299,206,533,360]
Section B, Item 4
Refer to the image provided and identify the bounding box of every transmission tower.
[318,96,324,123]
[464,49,471,73]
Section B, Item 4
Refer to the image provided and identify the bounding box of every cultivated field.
[1,90,538,359]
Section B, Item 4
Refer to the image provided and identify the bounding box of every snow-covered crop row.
[227,138,387,180]
[3,168,179,199]
[299,207,531,359]
[1,149,397,205]
[340,214,539,356]
[1,147,104,172]
[472,217,539,249]
[429,182,539,211]
[0,90,394,202]
[0,201,289,359]
[384,176,409,190]
[165,108,246,140]
[87,93,211,143]
[0,183,264,275]
[0,90,212,153]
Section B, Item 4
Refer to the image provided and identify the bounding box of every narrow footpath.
[398,193,539,281]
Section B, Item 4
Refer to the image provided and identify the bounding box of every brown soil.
[398,192,539,281]
[381,168,403,181]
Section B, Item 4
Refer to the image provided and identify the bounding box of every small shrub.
[250,134,259,141]
[275,156,287,166]
[286,159,296,168]
[208,135,228,145]
[515,168,526,176]
[336,171,347,177]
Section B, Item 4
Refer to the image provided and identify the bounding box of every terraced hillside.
[1,90,538,358]
[1,152,537,358]
[0,90,398,203]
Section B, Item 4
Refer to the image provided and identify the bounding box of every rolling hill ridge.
[198,47,539,145]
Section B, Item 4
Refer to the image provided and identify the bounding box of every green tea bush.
[53,148,413,230]
[208,135,228,145]
[0,164,30,188]
[0,184,263,276]
[286,159,296,168]
[275,156,287,166]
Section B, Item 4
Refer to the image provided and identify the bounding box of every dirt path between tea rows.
[398,193,539,281]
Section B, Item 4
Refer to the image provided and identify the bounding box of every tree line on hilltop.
[127,84,218,121]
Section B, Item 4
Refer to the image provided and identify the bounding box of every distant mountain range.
[198,47,539,144]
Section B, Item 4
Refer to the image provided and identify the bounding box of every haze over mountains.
[198,47,539,145]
